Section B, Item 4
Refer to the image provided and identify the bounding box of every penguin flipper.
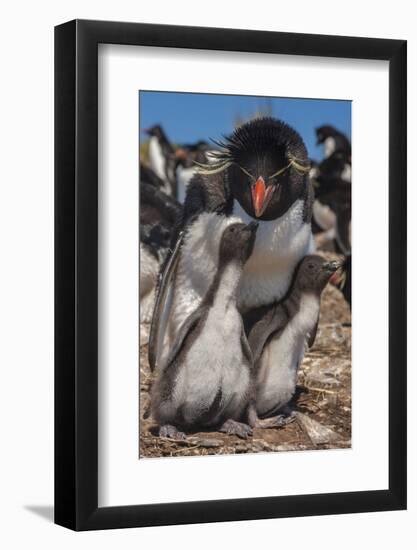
[240,330,253,365]
[248,307,287,365]
[148,231,184,372]
[164,306,207,369]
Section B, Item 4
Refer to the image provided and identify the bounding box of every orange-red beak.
[251,177,274,218]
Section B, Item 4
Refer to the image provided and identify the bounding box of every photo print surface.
[139,91,351,459]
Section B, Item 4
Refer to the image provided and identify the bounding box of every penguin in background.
[175,141,211,203]
[309,160,336,238]
[310,149,351,185]
[139,178,181,300]
[140,224,170,344]
[311,133,352,255]
[316,125,351,158]
[151,221,259,439]
[140,179,182,229]
[140,162,166,191]
[149,117,315,374]
[247,255,340,427]
[139,180,182,344]
[311,175,351,255]
[309,148,352,308]
[330,254,351,308]
[143,125,178,197]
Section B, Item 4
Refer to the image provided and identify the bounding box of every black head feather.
[205,117,312,221]
[214,117,308,165]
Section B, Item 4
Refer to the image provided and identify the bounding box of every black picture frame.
[55,19,407,531]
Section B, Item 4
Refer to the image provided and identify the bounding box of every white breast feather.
[341,163,351,183]
[234,199,314,310]
[148,137,171,193]
[313,199,336,231]
[324,136,336,157]
[309,166,319,180]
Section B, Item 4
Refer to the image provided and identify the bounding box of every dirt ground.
[139,249,351,459]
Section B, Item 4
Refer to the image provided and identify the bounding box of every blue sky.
[139,91,351,161]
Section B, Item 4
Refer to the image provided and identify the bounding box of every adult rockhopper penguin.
[151,222,258,439]
[149,117,315,373]
[143,125,177,197]
[316,125,351,158]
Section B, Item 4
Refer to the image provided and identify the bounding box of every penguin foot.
[255,412,297,429]
[219,419,253,439]
[159,424,186,440]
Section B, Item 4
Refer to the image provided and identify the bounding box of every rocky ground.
[139,249,351,459]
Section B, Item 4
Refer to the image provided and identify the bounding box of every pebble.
[296,413,341,445]
[196,438,223,448]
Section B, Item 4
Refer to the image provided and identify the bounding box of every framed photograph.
[55,19,407,531]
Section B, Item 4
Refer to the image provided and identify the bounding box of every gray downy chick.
[151,221,259,440]
[247,254,339,428]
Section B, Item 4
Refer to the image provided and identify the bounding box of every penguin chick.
[247,255,339,428]
[151,221,259,440]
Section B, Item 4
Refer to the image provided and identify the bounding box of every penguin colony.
[139,119,351,441]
